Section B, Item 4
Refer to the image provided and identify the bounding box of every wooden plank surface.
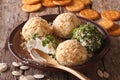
[0,0,120,80]
[91,0,120,80]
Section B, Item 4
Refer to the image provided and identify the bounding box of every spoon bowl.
[30,48,91,80]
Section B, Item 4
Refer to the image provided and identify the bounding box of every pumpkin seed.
[97,69,103,78]
[20,66,29,70]
[0,63,8,73]
[12,62,20,67]
[33,74,45,79]
[12,71,21,76]
[103,71,110,78]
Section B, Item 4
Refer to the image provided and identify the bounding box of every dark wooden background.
[0,0,120,80]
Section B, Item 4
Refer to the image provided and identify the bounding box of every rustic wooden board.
[92,0,120,80]
[0,0,28,80]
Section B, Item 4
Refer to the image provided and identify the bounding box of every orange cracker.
[22,0,41,5]
[53,0,71,6]
[101,10,120,21]
[98,19,115,30]
[41,0,56,7]
[66,0,85,12]
[108,25,120,36]
[80,0,91,6]
[79,9,100,20]
[22,3,42,12]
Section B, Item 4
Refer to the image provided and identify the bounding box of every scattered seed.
[97,69,104,78]
[103,71,110,78]
[0,63,8,73]
[19,75,36,80]
[26,75,36,80]
[18,62,24,66]
[19,75,26,80]
[12,62,20,67]
[12,71,21,76]
[33,74,45,79]
[20,66,29,70]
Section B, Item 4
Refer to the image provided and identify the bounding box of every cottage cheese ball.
[52,13,81,38]
[22,17,52,41]
[56,40,88,66]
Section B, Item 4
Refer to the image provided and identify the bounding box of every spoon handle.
[55,65,90,80]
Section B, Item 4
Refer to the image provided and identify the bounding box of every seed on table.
[97,69,104,78]
[19,75,36,80]
[12,62,20,67]
[0,63,8,73]
[12,71,21,76]
[20,66,29,70]
[26,75,36,80]
[19,75,26,80]
[18,62,24,66]
[103,71,110,78]
[33,74,45,79]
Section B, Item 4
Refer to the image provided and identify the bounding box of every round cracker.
[79,9,100,20]
[41,0,56,7]
[53,0,71,6]
[66,0,85,12]
[80,0,91,6]
[22,3,42,12]
[22,0,41,5]
[108,25,120,36]
[101,10,120,21]
[98,19,115,30]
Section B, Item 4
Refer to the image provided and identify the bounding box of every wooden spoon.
[30,48,91,80]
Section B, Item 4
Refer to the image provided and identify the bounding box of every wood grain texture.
[91,0,120,80]
[0,0,120,80]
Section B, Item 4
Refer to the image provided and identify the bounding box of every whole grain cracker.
[66,0,85,12]
[108,24,120,36]
[80,0,91,6]
[41,0,56,7]
[53,0,71,6]
[22,0,41,5]
[80,9,100,20]
[22,3,42,12]
[101,10,120,21]
[98,19,115,30]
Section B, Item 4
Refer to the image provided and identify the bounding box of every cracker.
[79,9,100,20]
[66,0,85,12]
[22,3,42,12]
[101,10,120,21]
[22,0,41,5]
[98,19,115,30]
[108,24,120,36]
[53,0,71,6]
[41,0,56,7]
[80,0,91,6]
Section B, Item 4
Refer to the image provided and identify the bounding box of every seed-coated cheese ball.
[22,17,52,41]
[56,40,88,66]
[52,13,81,38]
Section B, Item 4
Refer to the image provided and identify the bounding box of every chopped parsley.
[48,54,56,59]
[31,34,39,40]
[42,34,58,49]
[72,23,104,54]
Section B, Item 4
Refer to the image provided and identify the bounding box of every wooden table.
[0,0,120,80]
